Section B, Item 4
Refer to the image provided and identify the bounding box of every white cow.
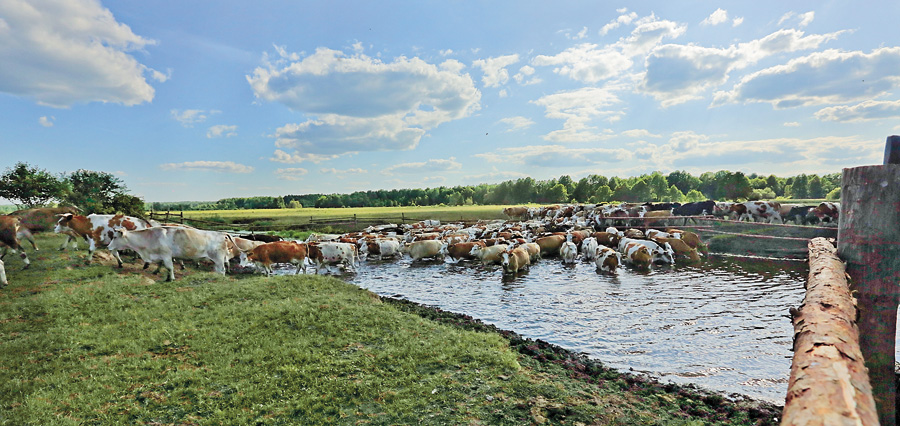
[580,237,599,261]
[560,241,578,264]
[469,244,509,264]
[108,226,230,281]
[402,240,445,261]
[0,258,6,287]
[617,237,675,265]
[308,242,359,274]
[55,213,160,267]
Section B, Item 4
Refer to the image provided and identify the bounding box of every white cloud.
[533,43,632,83]
[159,161,254,173]
[171,109,219,127]
[382,157,462,175]
[39,116,54,127]
[784,122,801,127]
[0,0,161,107]
[640,29,845,106]
[207,124,237,138]
[531,87,623,142]
[599,10,638,36]
[320,168,367,175]
[472,54,519,88]
[248,46,480,160]
[713,47,900,108]
[814,100,900,122]
[463,170,529,184]
[798,12,815,27]
[701,9,728,26]
[270,149,339,164]
[499,116,535,132]
[622,129,662,138]
[732,17,744,27]
[513,65,540,85]
[476,145,632,167]
[275,167,308,181]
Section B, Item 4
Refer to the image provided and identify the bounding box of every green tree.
[807,175,824,199]
[0,162,68,208]
[790,175,808,199]
[667,170,701,194]
[721,172,752,200]
[590,185,612,203]
[546,183,568,203]
[685,189,706,202]
[646,172,669,201]
[826,187,841,200]
[63,169,130,214]
[662,185,685,203]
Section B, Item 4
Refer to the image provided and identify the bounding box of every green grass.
[1,234,780,425]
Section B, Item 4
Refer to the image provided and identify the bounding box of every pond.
[310,254,808,404]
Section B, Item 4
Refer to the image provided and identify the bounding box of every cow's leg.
[19,249,30,269]
[59,233,78,250]
[111,249,124,268]
[163,258,176,281]
[0,258,6,287]
[17,229,37,251]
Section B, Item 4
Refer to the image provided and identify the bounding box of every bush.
[826,188,841,200]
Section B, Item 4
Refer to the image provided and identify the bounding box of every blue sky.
[1,1,899,202]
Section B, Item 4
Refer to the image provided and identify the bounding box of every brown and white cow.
[107,226,230,281]
[500,246,530,274]
[535,234,566,256]
[247,241,308,275]
[55,213,159,267]
[469,243,509,264]
[11,206,81,250]
[560,241,578,264]
[445,241,485,262]
[502,206,529,219]
[810,202,840,224]
[363,238,403,261]
[730,201,782,223]
[594,246,620,273]
[0,215,31,272]
[307,242,359,273]
[620,242,652,270]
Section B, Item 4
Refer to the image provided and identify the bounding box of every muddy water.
[301,255,807,403]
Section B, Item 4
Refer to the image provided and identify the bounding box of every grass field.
[0,234,780,425]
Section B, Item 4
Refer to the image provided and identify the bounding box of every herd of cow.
[0,199,838,287]
[501,200,840,227]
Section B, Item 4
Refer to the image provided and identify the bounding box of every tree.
[0,162,68,208]
[546,184,568,203]
[721,172,752,200]
[646,172,669,201]
[826,187,841,200]
[108,193,147,217]
[63,169,130,214]
[807,175,824,199]
[667,170,701,194]
[685,189,706,202]
[790,175,808,199]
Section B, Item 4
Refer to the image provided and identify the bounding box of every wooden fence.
[147,211,479,233]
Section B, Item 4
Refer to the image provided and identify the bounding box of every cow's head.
[54,213,76,234]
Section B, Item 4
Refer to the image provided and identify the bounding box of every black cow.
[672,200,716,225]
[783,206,815,225]
[643,202,681,211]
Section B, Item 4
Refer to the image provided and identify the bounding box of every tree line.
[1,162,840,214]
[148,170,841,212]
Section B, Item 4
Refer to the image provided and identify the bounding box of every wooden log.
[838,164,900,426]
[782,237,879,426]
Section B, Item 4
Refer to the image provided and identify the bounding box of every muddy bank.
[382,296,783,425]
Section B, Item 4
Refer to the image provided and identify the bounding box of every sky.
[1,1,899,203]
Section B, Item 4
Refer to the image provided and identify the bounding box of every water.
[279,255,807,403]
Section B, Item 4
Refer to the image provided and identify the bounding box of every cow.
[364,239,403,261]
[307,242,359,273]
[10,206,81,250]
[731,201,782,223]
[469,243,509,264]
[783,206,816,225]
[591,231,620,248]
[107,226,230,281]
[594,246,620,273]
[649,236,700,263]
[247,241,308,275]
[500,246,530,274]
[0,258,6,288]
[0,215,31,270]
[642,210,673,227]
[55,213,159,267]
[535,234,566,256]
[673,200,716,225]
[445,241,485,262]
[560,241,578,264]
[226,236,265,266]
[581,237,599,261]
[620,242,652,270]
[618,237,675,265]
[519,242,541,262]
[810,202,840,224]
[238,233,283,243]
[503,206,529,219]
[402,240,445,262]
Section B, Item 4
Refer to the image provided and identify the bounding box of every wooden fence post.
[837,137,900,426]
[782,238,878,425]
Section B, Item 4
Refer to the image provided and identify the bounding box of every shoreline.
[380,295,784,425]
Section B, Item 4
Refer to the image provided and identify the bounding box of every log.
[782,237,879,426]
[838,164,900,426]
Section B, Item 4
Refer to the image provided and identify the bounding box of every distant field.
[179,205,513,225]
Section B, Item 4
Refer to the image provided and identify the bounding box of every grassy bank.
[1,234,780,425]
[181,205,511,226]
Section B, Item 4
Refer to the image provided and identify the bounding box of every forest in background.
[148,170,841,212]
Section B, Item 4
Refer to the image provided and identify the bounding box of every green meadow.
[1,234,780,425]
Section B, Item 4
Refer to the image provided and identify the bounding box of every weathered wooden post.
[838,135,900,426]
[782,238,878,425]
